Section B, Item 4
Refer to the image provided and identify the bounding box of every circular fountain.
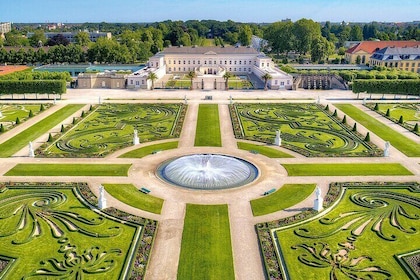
[157,154,258,190]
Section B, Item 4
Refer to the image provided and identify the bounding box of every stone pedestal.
[98,185,107,209]
[98,96,102,105]
[313,186,323,212]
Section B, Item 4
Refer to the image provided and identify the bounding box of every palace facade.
[370,46,420,73]
[127,46,293,90]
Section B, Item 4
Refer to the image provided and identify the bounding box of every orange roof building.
[345,41,419,64]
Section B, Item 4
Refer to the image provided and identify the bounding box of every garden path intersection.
[0,88,419,280]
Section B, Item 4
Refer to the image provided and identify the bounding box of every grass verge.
[103,184,163,214]
[4,163,131,176]
[237,142,294,158]
[282,163,413,176]
[250,184,316,216]
[0,104,84,157]
[194,104,221,147]
[177,204,234,280]
[335,104,420,157]
[118,141,178,158]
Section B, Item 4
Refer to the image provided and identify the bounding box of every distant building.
[370,46,420,73]
[345,41,419,64]
[127,46,293,90]
[26,31,112,43]
[0,22,12,34]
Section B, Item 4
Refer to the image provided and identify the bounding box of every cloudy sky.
[1,0,419,23]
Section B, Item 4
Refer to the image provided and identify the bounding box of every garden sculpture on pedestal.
[0,111,3,117]
[384,141,390,157]
[28,141,35,157]
[98,96,102,105]
[230,95,233,105]
[184,95,188,105]
[133,129,140,145]
[313,185,323,212]
[98,185,107,209]
[274,130,282,146]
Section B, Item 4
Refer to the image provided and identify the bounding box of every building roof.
[346,41,420,54]
[160,46,260,55]
[371,46,420,61]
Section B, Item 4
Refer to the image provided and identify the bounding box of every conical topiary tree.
[352,123,357,132]
[374,103,379,110]
[398,115,404,124]
[72,117,76,125]
[28,110,34,118]
[81,111,85,117]
[332,109,337,117]
[89,105,93,111]
[0,124,4,133]
[325,104,329,111]
[40,104,45,111]
[60,124,65,133]
[386,108,390,117]
[15,117,20,124]
[47,133,53,142]
[413,123,419,132]
[342,115,347,124]
[364,132,370,142]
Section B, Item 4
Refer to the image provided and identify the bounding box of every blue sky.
[1,0,419,23]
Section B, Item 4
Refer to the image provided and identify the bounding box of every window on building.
[234,61,237,65]
[179,60,181,64]
[248,68,251,72]
[209,60,212,65]
[174,60,176,64]
[249,60,251,64]
[225,60,227,64]
[239,68,242,72]
[275,80,278,85]
[287,80,290,85]
[188,60,190,64]
[204,61,207,65]
[198,61,200,64]
[281,81,284,86]
[169,67,172,71]
[234,68,236,71]
[142,80,144,84]
[229,68,232,71]
[229,61,232,65]
[262,63,264,67]
[239,61,241,64]
[193,60,195,64]
[184,67,186,71]
[130,80,133,84]
[267,63,270,67]
[183,61,185,64]
[136,81,139,85]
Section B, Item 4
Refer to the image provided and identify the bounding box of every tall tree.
[186,71,196,90]
[350,25,363,41]
[311,36,334,62]
[238,25,252,46]
[147,72,158,90]
[293,19,321,54]
[261,73,272,91]
[223,72,233,90]
[264,21,294,54]
[29,30,47,47]
[75,31,91,46]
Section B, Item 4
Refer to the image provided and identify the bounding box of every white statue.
[229,95,233,105]
[133,129,140,145]
[317,96,320,104]
[98,96,102,105]
[98,185,107,209]
[28,141,35,158]
[184,95,188,104]
[384,141,390,157]
[53,96,56,105]
[0,111,3,117]
[274,130,282,146]
[313,185,323,212]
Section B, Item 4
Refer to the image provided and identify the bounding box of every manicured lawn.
[4,163,131,176]
[250,184,316,216]
[177,204,234,280]
[335,104,420,157]
[0,104,50,130]
[194,104,222,146]
[0,104,83,157]
[118,141,178,158]
[282,163,412,176]
[237,141,294,158]
[103,184,163,214]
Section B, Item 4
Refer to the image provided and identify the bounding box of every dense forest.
[1,19,419,65]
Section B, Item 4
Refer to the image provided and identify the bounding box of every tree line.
[1,19,419,65]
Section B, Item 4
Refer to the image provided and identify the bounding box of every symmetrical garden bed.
[230,103,382,157]
[256,182,420,280]
[0,182,158,280]
[40,103,186,157]
[365,103,420,136]
[0,104,51,131]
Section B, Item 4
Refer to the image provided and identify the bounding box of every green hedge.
[352,79,420,95]
[0,80,66,95]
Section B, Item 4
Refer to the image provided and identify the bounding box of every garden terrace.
[231,103,382,157]
[0,182,158,280]
[42,103,186,157]
[256,182,420,280]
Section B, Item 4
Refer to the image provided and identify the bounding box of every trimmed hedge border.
[0,80,66,95]
[352,79,420,95]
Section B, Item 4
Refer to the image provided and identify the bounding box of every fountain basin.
[157,154,258,190]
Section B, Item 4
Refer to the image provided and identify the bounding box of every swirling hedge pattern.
[45,103,185,157]
[231,103,382,157]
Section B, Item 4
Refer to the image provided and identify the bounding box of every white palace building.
[127,46,293,90]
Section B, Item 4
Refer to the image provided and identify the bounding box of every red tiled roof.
[346,41,420,54]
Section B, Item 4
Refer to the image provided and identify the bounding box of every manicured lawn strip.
[237,142,294,158]
[4,163,131,176]
[103,184,163,214]
[282,163,412,176]
[251,184,316,216]
[177,204,234,280]
[0,104,83,157]
[194,104,222,146]
[335,104,420,157]
[118,141,178,158]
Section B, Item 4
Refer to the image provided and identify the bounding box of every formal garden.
[230,103,383,157]
[0,104,51,131]
[257,182,420,280]
[38,103,186,157]
[0,182,158,280]
[364,103,420,136]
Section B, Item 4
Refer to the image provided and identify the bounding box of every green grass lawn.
[335,104,420,157]
[0,104,83,157]
[282,163,412,176]
[103,184,163,214]
[237,142,294,158]
[4,163,131,176]
[251,184,316,216]
[194,104,222,147]
[0,104,49,130]
[118,141,178,158]
[177,204,234,280]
